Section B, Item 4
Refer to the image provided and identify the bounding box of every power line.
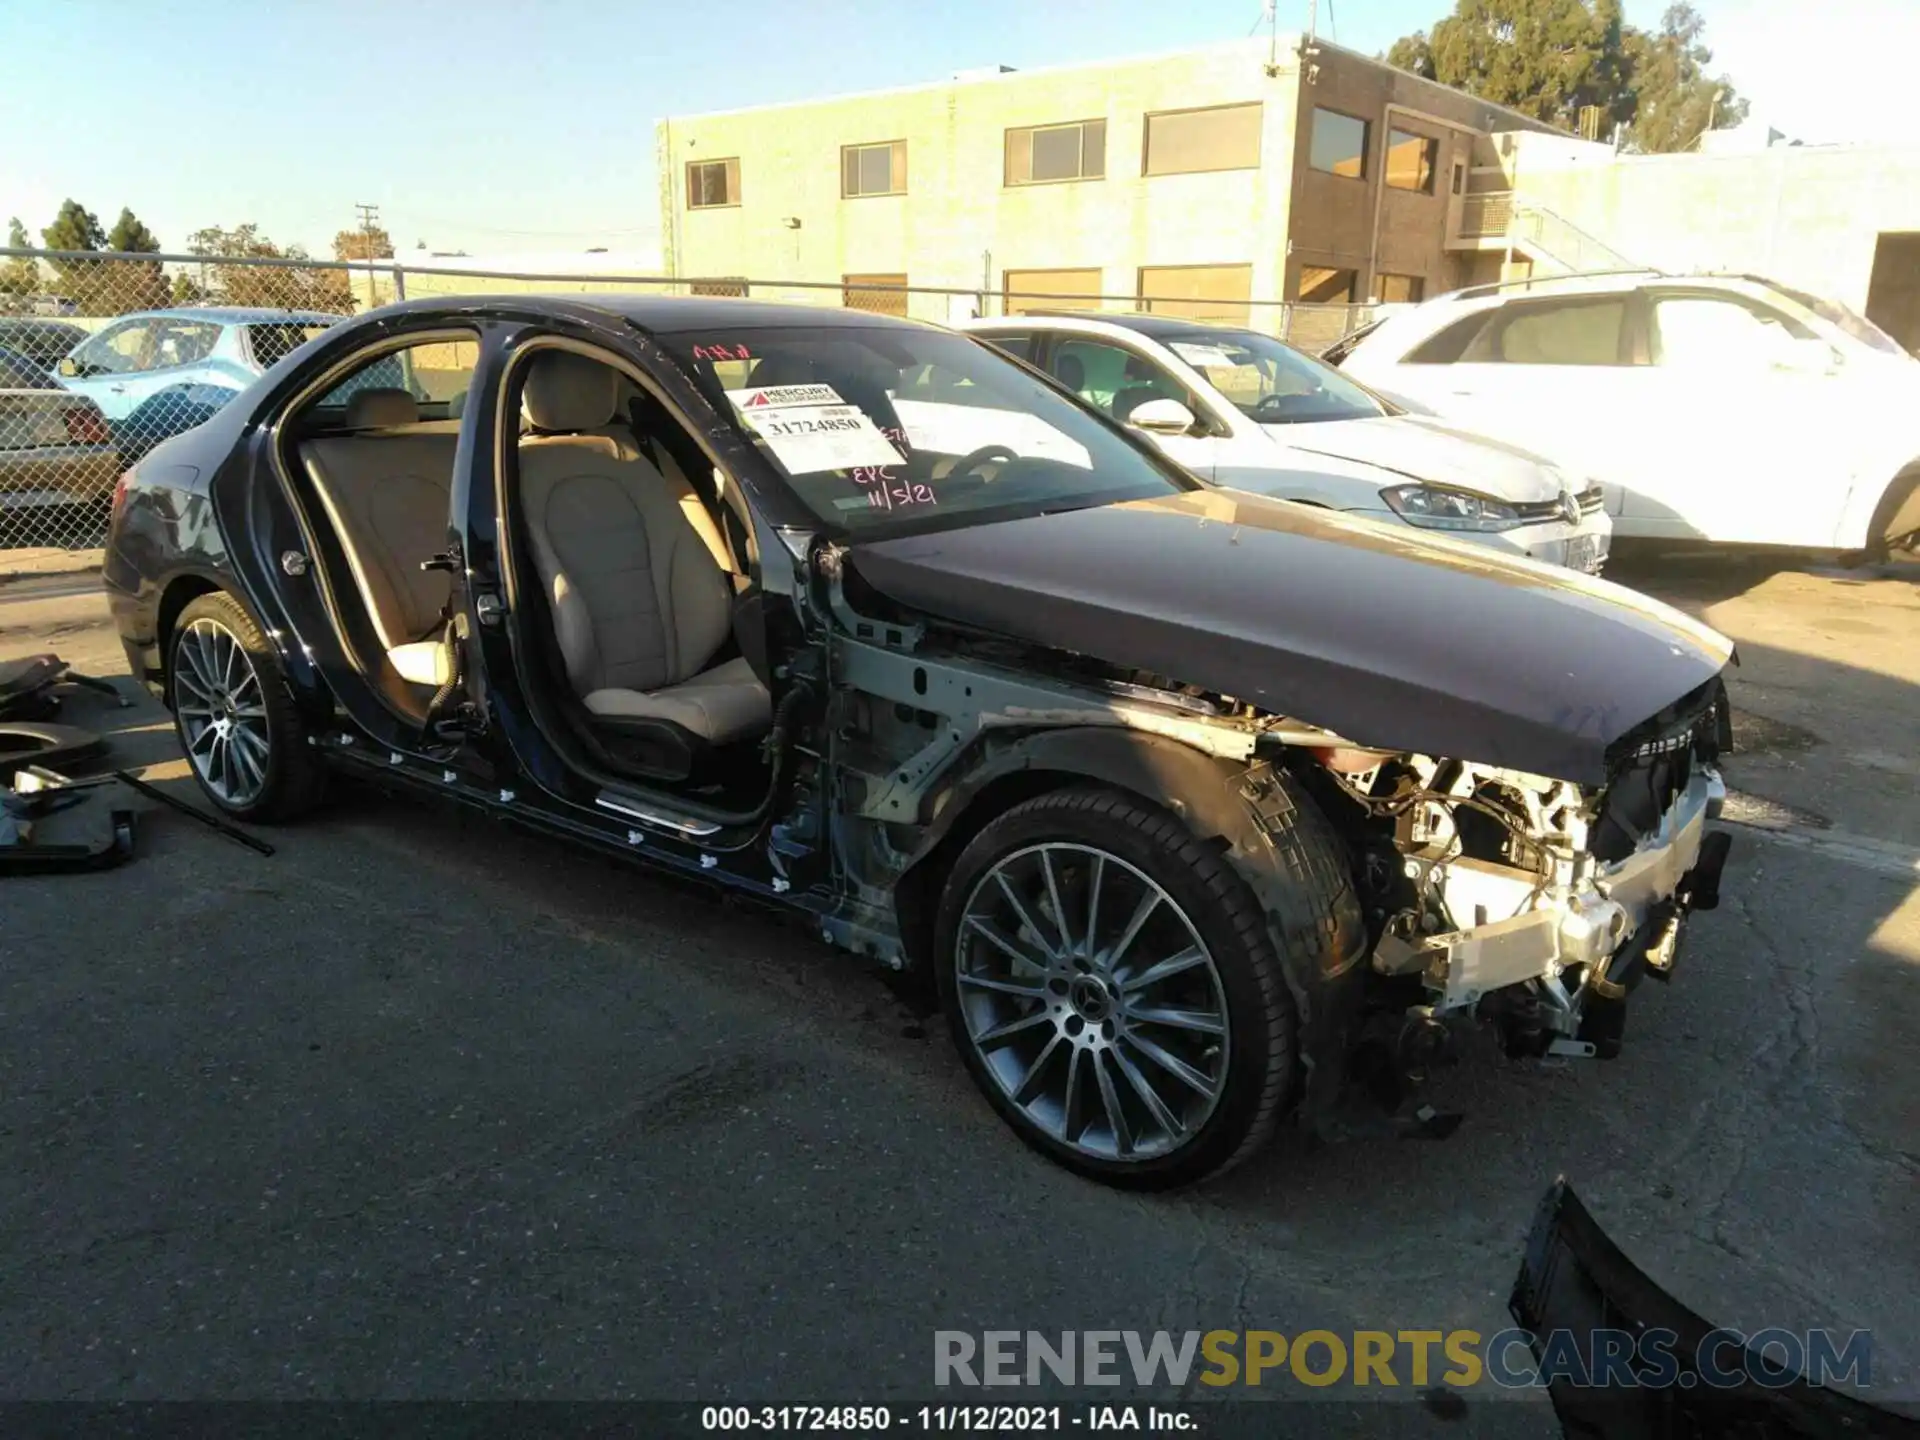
[353,202,380,308]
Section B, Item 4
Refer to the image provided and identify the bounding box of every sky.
[2,0,1913,262]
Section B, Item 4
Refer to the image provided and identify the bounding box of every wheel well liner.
[1869,465,1920,547]
[154,574,222,701]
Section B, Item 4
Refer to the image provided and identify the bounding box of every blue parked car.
[55,306,341,419]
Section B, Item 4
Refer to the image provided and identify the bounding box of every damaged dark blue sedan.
[102,295,1734,1188]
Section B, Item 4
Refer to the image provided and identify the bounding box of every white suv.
[1332,272,1920,557]
[965,313,1611,572]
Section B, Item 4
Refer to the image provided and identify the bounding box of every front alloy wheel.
[954,842,1230,1163]
[935,785,1347,1189]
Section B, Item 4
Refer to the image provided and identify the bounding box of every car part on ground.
[0,720,107,780]
[0,765,135,874]
[1512,1178,1919,1438]
[104,292,1740,1187]
[108,766,275,856]
[0,652,131,721]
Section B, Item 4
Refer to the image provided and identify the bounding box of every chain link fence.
[1,246,1375,558]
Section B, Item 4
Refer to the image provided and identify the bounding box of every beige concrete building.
[655,38,1559,330]
[1467,130,1920,351]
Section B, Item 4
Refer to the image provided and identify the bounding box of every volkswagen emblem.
[1560,491,1582,526]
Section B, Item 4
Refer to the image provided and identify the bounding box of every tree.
[41,199,112,313]
[1387,0,1742,149]
[1,217,39,299]
[188,222,355,313]
[41,198,106,254]
[170,271,205,305]
[106,207,167,309]
[1621,4,1747,153]
[1386,0,1623,128]
[332,224,394,262]
[106,207,161,254]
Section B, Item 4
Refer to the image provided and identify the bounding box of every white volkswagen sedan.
[1330,272,1920,558]
[966,313,1610,573]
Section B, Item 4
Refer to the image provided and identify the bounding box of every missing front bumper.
[1374,767,1730,1052]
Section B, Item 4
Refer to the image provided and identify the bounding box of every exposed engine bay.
[1311,680,1731,1065]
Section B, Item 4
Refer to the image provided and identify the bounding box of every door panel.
[208,325,488,760]
[1633,291,1841,545]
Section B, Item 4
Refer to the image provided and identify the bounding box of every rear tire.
[934,784,1348,1190]
[168,590,326,822]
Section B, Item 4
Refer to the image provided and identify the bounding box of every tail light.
[111,468,134,523]
[64,404,110,445]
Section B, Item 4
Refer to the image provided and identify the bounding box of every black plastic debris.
[110,767,274,856]
[1511,1178,1920,1438]
[0,651,131,722]
[1,766,135,874]
[0,720,107,780]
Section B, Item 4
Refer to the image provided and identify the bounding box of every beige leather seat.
[300,389,458,686]
[518,354,770,745]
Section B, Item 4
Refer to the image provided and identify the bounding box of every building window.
[1003,267,1105,315]
[688,278,749,298]
[843,273,909,316]
[1137,264,1253,325]
[1376,273,1425,303]
[842,140,907,198]
[1308,109,1369,179]
[1006,119,1107,185]
[686,158,739,209]
[1385,129,1438,192]
[1298,266,1357,304]
[1142,103,1262,176]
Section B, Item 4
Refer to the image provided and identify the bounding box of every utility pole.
[353,202,380,309]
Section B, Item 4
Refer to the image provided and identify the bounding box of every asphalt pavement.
[1,549,1915,1420]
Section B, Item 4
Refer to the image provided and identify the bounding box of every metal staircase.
[1453,194,1636,275]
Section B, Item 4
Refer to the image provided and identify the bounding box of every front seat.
[516,353,771,749]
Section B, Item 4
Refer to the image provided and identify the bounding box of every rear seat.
[299,389,459,686]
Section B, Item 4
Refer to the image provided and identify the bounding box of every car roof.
[343,292,933,335]
[0,317,86,332]
[971,310,1243,341]
[1356,269,1799,359]
[119,306,345,325]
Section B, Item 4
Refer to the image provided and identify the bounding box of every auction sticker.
[729,393,905,473]
[727,384,844,410]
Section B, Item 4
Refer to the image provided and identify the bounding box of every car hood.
[847,490,1732,784]
[1260,414,1570,502]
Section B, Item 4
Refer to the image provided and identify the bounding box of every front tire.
[168,590,326,822]
[934,785,1336,1189]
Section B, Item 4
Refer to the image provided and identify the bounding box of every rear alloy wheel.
[169,591,325,822]
[935,786,1322,1189]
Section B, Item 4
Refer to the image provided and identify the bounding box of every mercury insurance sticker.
[727,383,845,410]
[726,385,906,474]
